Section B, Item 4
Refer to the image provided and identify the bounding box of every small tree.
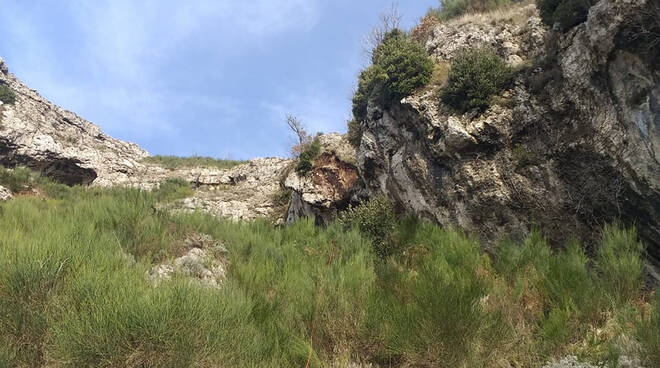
[352,31,434,123]
[285,114,313,157]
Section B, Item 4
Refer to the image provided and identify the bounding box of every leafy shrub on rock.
[442,47,512,111]
[295,137,321,175]
[352,30,433,123]
[536,0,596,31]
[0,84,16,105]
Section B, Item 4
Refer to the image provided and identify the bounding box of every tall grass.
[142,155,244,170]
[0,173,656,367]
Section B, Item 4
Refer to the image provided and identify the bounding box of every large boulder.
[356,0,660,260]
[285,133,362,224]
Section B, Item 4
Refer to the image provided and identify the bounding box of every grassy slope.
[0,172,657,368]
[141,155,245,170]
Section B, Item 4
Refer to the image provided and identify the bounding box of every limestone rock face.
[141,157,294,221]
[285,133,361,224]
[0,57,148,186]
[356,0,660,258]
[0,185,12,201]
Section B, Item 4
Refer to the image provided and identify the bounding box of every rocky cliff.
[0,57,148,186]
[355,0,660,259]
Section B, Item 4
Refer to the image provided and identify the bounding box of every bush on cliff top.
[352,30,433,123]
[442,47,512,111]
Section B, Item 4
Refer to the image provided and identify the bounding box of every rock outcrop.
[150,158,294,221]
[356,0,660,259]
[0,57,148,186]
[284,133,361,224]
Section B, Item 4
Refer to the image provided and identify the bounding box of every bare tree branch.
[286,114,313,157]
[362,2,403,61]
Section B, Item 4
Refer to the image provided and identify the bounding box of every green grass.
[0,172,656,367]
[142,155,245,170]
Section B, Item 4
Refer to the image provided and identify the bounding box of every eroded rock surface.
[285,133,361,224]
[0,57,148,186]
[356,0,660,259]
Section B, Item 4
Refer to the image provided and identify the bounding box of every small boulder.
[0,185,12,201]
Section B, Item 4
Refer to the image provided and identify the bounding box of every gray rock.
[356,0,660,258]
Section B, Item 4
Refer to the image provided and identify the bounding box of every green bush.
[536,0,596,30]
[428,0,513,22]
[352,30,433,123]
[0,84,16,105]
[346,119,362,148]
[340,197,396,258]
[295,138,321,175]
[442,47,512,111]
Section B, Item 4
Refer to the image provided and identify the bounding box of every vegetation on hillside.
[427,0,515,22]
[0,169,657,367]
[142,155,244,170]
[442,47,512,111]
[0,84,16,105]
[352,30,434,123]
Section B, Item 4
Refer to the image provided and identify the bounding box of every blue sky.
[0,1,435,159]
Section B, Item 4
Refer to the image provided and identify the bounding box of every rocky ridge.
[0,57,148,186]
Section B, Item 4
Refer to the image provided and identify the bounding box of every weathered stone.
[0,58,148,186]
[357,1,660,262]
[285,133,361,224]
[0,185,12,201]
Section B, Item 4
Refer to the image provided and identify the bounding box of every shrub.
[536,0,596,31]
[346,119,362,148]
[427,0,513,22]
[352,30,433,123]
[340,197,396,258]
[442,47,512,111]
[0,84,16,105]
[295,138,321,175]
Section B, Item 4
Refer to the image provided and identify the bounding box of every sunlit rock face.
[0,56,148,186]
[356,0,660,259]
